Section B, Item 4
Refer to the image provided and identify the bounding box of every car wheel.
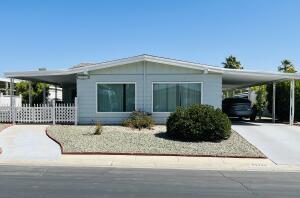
[250,115,256,121]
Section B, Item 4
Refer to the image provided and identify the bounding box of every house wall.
[77,61,222,124]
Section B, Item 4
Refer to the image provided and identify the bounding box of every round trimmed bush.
[166,104,231,142]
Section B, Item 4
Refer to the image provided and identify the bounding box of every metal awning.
[222,69,299,89]
[3,74,77,85]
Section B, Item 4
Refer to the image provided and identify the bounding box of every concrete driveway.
[0,125,61,160]
[232,122,300,165]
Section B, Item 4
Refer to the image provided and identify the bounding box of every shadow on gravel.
[154,132,222,143]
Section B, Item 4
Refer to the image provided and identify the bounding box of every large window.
[153,83,202,112]
[97,83,135,112]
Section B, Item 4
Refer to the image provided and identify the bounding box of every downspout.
[290,79,295,125]
[10,78,14,106]
[143,61,146,112]
[10,78,15,124]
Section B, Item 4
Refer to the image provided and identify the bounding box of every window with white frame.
[97,83,135,112]
[153,82,202,112]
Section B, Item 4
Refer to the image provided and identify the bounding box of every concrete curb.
[0,124,13,132]
[45,128,267,159]
[0,124,13,155]
[45,128,64,154]
[1,156,299,172]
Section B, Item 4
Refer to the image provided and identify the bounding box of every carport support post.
[54,85,57,102]
[43,83,46,104]
[5,81,9,95]
[10,78,15,124]
[272,82,276,123]
[290,79,295,125]
[52,100,55,125]
[28,81,32,106]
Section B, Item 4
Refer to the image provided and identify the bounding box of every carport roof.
[4,54,300,88]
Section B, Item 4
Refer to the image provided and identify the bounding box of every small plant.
[122,110,155,130]
[166,104,231,142]
[94,122,103,135]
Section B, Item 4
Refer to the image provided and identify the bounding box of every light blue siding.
[77,61,222,124]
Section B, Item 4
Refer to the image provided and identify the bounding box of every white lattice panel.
[16,106,32,123]
[55,104,76,123]
[32,105,53,123]
[0,106,12,123]
[0,101,77,124]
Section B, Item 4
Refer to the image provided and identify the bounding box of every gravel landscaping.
[47,125,265,158]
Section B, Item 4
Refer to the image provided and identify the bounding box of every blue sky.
[0,0,299,73]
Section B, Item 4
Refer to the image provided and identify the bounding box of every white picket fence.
[0,98,77,124]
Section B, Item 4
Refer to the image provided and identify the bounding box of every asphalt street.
[0,165,299,198]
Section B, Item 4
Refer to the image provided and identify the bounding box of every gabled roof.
[4,54,300,88]
[4,54,225,78]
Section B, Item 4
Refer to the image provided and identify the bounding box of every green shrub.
[122,111,155,130]
[166,104,231,142]
[266,81,300,121]
[94,122,103,135]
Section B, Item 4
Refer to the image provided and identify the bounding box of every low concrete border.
[45,128,267,159]
[0,124,13,132]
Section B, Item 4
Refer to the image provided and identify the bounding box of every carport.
[221,69,300,125]
[5,70,77,105]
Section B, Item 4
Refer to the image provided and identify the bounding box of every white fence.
[0,98,77,124]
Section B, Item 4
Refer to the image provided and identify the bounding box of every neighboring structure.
[0,77,21,95]
[48,86,62,103]
[0,77,62,104]
[0,93,22,106]
[0,78,22,106]
[4,54,300,125]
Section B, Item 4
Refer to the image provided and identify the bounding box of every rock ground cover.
[47,125,265,157]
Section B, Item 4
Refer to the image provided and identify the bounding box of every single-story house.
[4,54,300,124]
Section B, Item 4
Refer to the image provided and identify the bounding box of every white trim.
[151,81,204,113]
[0,77,21,83]
[95,82,137,113]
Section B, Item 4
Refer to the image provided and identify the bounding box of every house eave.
[4,54,300,87]
[4,55,224,78]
